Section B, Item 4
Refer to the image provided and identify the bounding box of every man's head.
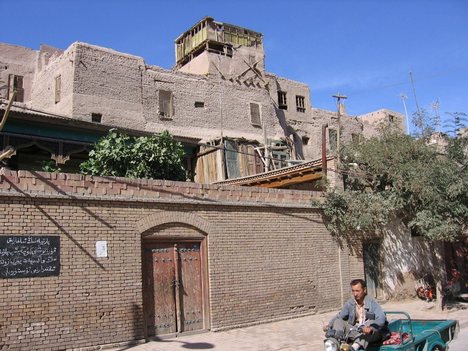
[350,279,367,303]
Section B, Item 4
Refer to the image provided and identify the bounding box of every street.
[448,326,468,351]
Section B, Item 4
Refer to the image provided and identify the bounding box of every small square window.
[194,101,205,108]
[278,91,287,110]
[296,95,305,113]
[301,136,310,145]
[250,103,261,126]
[91,113,102,123]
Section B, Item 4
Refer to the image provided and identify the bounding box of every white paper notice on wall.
[96,241,108,258]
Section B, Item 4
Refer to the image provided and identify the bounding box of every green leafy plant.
[80,129,186,181]
[42,159,61,173]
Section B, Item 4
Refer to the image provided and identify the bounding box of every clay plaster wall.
[71,43,145,127]
[265,74,311,117]
[360,109,406,137]
[290,108,364,160]
[31,45,74,116]
[1,38,405,164]
[0,43,37,103]
[380,219,445,298]
[177,39,265,80]
[142,65,281,142]
[176,51,211,75]
[63,42,281,142]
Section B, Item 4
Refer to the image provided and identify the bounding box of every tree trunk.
[435,280,444,310]
[434,241,447,311]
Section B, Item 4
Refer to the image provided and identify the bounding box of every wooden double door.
[143,241,204,337]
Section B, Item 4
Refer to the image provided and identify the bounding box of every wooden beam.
[257,172,322,188]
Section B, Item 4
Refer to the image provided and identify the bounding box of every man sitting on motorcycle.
[323,279,388,350]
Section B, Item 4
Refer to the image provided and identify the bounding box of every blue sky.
[3,0,467,132]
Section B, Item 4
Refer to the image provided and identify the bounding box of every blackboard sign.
[0,236,60,278]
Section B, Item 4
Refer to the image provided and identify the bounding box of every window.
[296,95,305,113]
[91,113,102,123]
[159,90,174,118]
[8,74,24,102]
[277,91,287,110]
[329,128,337,150]
[224,139,241,179]
[194,101,204,108]
[301,136,310,145]
[388,114,395,123]
[55,75,61,103]
[250,103,261,126]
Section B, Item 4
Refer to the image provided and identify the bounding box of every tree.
[321,129,467,241]
[319,125,467,308]
[80,129,187,181]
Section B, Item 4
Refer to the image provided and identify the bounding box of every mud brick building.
[0,17,404,186]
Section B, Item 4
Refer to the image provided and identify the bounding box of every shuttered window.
[250,103,261,126]
[159,90,174,118]
[8,74,24,102]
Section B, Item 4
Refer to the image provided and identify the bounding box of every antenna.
[400,93,409,134]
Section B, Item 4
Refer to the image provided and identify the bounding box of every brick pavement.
[100,299,468,351]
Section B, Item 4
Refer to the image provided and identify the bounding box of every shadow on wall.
[275,108,287,135]
[330,217,445,299]
[381,218,445,299]
[132,303,144,342]
[2,172,108,270]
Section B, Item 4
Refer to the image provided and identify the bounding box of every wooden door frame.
[141,236,210,339]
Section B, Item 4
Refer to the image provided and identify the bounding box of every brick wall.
[0,170,363,350]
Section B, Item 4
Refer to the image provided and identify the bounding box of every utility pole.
[400,93,409,134]
[409,71,421,114]
[332,93,347,163]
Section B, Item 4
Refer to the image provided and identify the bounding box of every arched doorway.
[141,221,210,338]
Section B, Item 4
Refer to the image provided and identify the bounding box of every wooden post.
[322,124,328,176]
